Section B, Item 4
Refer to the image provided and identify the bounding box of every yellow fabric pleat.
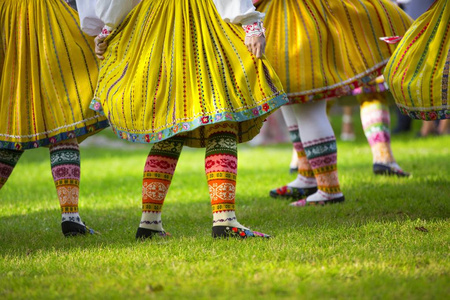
[384,0,450,120]
[0,0,108,150]
[256,0,413,103]
[92,0,287,148]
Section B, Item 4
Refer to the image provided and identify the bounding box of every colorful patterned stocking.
[0,149,24,189]
[49,142,83,225]
[281,106,317,188]
[139,137,184,231]
[294,102,343,202]
[360,93,397,166]
[205,123,243,228]
[303,136,343,201]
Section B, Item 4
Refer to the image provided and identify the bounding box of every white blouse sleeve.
[75,0,104,36]
[94,0,140,32]
[75,0,139,36]
[212,0,265,25]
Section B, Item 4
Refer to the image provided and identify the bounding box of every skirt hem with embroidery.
[0,118,109,150]
[90,94,286,147]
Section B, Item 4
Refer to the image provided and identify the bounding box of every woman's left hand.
[94,36,108,60]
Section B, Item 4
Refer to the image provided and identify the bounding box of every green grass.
[1,115,449,299]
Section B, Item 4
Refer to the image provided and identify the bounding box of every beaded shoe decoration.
[212,226,270,239]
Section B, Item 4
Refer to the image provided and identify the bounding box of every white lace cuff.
[97,25,114,39]
[242,21,265,37]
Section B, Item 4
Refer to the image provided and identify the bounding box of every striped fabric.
[303,136,341,196]
[49,142,82,221]
[139,137,185,232]
[205,123,239,226]
[359,93,396,164]
[0,149,23,188]
[205,123,238,216]
[384,0,450,120]
[91,0,287,148]
[256,0,413,103]
[288,124,315,179]
[0,0,108,150]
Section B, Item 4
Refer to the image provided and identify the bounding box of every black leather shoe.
[136,227,169,240]
[61,221,86,237]
[373,164,410,177]
[269,185,317,199]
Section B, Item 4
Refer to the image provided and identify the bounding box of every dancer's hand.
[245,36,266,59]
[243,21,266,59]
[94,36,108,60]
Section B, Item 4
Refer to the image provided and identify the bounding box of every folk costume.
[254,0,413,206]
[79,0,287,239]
[0,0,108,236]
[384,0,450,120]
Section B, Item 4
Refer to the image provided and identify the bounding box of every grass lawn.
[1,115,449,299]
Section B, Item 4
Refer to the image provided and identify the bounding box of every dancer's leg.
[49,139,89,236]
[359,93,409,177]
[341,106,356,141]
[136,137,185,239]
[0,149,24,190]
[206,123,269,238]
[290,102,344,206]
[269,105,317,199]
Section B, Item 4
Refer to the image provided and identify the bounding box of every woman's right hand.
[245,35,266,59]
[242,21,266,59]
[94,36,107,60]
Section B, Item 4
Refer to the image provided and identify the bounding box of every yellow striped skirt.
[384,0,450,120]
[0,0,108,150]
[92,0,287,148]
[256,0,413,103]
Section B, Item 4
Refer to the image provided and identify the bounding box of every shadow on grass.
[1,189,448,256]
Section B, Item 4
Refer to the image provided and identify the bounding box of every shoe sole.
[307,196,345,206]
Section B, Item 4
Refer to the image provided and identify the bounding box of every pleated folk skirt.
[91,0,287,147]
[384,0,450,120]
[0,0,108,150]
[256,0,413,103]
